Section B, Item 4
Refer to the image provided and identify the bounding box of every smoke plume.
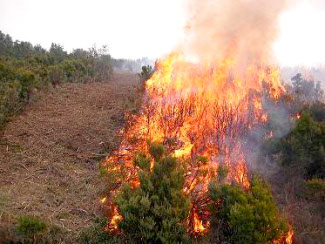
[183,0,289,70]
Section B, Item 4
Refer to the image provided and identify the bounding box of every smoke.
[183,0,289,69]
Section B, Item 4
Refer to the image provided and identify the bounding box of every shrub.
[139,65,153,81]
[79,217,122,244]
[209,176,288,244]
[115,144,190,243]
[148,141,165,162]
[274,113,325,179]
[16,215,47,237]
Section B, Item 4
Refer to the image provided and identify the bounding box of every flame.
[285,229,294,244]
[103,50,285,234]
[108,206,123,231]
[193,211,206,233]
[100,197,107,203]
[273,228,294,244]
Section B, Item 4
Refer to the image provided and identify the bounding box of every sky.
[1,0,325,67]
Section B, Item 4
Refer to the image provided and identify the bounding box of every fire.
[101,0,293,238]
[273,228,294,244]
[100,197,107,204]
[193,211,207,233]
[286,230,294,244]
[107,206,123,231]
[103,50,285,235]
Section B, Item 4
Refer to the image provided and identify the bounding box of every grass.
[0,72,141,243]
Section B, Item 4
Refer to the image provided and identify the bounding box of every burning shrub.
[115,144,190,243]
[209,176,288,244]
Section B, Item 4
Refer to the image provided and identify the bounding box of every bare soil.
[0,72,139,242]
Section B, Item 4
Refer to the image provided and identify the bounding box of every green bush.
[16,215,47,237]
[115,144,190,243]
[148,141,165,162]
[274,113,325,179]
[79,217,122,244]
[139,65,153,81]
[209,176,288,244]
[0,30,113,128]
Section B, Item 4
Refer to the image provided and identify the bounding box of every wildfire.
[103,51,285,235]
[101,0,294,240]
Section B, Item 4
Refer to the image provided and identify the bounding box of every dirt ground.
[0,72,139,242]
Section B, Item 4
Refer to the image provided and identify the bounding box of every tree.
[115,144,190,244]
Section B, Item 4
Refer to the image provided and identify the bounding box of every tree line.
[0,30,113,127]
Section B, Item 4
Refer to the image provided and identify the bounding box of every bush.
[115,144,190,243]
[16,215,47,237]
[148,141,165,162]
[274,113,325,179]
[79,217,122,244]
[0,30,114,128]
[209,176,288,244]
[139,65,153,82]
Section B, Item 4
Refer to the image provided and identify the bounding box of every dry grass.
[0,72,140,243]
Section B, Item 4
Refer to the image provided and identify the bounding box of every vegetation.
[208,175,287,244]
[271,113,325,179]
[261,73,325,243]
[115,144,190,243]
[0,30,113,127]
[16,215,47,237]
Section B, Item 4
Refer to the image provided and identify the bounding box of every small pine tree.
[115,144,189,244]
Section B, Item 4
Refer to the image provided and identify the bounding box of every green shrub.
[115,146,190,243]
[148,141,165,162]
[16,215,47,237]
[79,217,122,244]
[139,65,153,81]
[209,176,288,244]
[274,113,325,179]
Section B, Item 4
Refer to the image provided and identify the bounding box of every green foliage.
[0,30,113,128]
[79,217,123,244]
[139,65,153,82]
[16,215,47,237]
[273,113,325,179]
[133,151,151,171]
[149,141,165,162]
[209,176,287,244]
[115,145,190,244]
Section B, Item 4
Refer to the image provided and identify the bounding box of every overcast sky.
[1,0,325,67]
